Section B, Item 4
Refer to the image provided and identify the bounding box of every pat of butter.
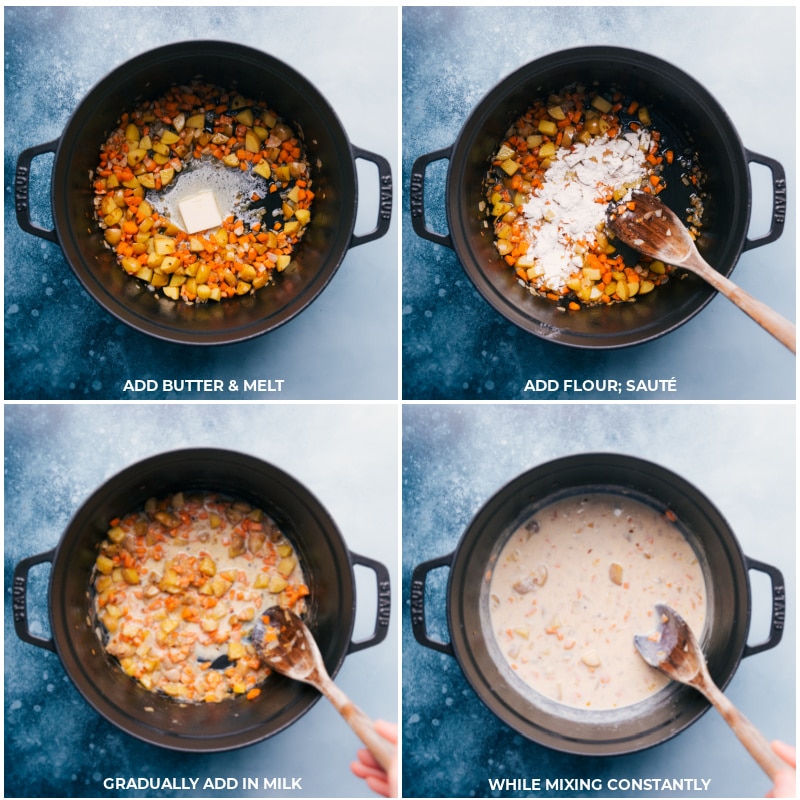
[178,190,223,234]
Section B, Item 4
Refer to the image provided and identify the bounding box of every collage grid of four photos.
[3,5,796,800]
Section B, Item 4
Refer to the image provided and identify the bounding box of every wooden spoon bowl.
[635,604,787,779]
[608,192,795,353]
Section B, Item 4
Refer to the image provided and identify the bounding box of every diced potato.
[104,227,123,246]
[235,108,254,127]
[185,114,206,129]
[244,130,260,153]
[96,554,115,575]
[122,568,140,585]
[159,255,180,274]
[582,267,602,282]
[107,525,125,543]
[499,158,519,176]
[538,141,556,159]
[253,572,271,589]
[639,280,655,295]
[278,556,297,577]
[581,650,602,668]
[103,207,123,227]
[125,123,141,142]
[154,236,177,256]
[199,556,216,577]
[159,130,180,145]
[160,617,179,635]
[253,161,271,180]
[268,575,288,593]
[227,641,246,661]
[537,119,558,137]
[495,143,515,161]
[120,256,140,275]
[591,95,613,114]
[126,148,147,167]
[547,105,566,120]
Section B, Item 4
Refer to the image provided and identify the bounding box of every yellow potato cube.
[277,556,297,577]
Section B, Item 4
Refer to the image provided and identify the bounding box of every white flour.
[521,130,652,290]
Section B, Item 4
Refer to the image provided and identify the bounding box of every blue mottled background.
[4,404,398,797]
[402,403,795,797]
[4,6,398,400]
[402,6,796,399]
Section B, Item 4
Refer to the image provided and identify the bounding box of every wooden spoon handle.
[686,258,795,353]
[319,677,396,774]
[701,679,788,779]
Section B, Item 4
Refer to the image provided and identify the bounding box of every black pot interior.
[49,449,356,751]
[448,46,751,348]
[52,41,357,344]
[448,453,751,755]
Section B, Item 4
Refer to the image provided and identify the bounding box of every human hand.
[350,720,398,798]
[766,741,795,798]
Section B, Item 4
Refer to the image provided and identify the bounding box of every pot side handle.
[410,146,454,249]
[15,140,59,243]
[410,552,455,656]
[13,549,57,652]
[743,150,786,252]
[742,556,785,658]
[346,551,391,654]
[350,146,393,248]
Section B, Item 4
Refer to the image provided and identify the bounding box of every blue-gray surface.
[402,6,796,400]
[4,6,398,400]
[4,404,398,798]
[402,403,795,798]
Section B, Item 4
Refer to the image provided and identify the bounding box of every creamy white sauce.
[488,492,707,710]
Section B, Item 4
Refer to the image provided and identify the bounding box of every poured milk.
[488,492,707,710]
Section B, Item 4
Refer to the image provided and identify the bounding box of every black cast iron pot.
[13,449,391,752]
[410,46,786,348]
[15,41,393,345]
[411,453,784,755]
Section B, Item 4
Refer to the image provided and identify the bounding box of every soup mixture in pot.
[92,491,308,703]
[488,492,707,710]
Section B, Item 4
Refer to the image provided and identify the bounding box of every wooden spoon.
[608,191,795,353]
[252,607,395,774]
[635,604,786,779]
